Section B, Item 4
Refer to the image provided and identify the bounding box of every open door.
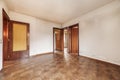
[53,28,64,53]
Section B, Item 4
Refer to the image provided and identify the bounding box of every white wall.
[63,0,120,65]
[0,0,9,14]
[9,11,61,56]
[0,5,2,71]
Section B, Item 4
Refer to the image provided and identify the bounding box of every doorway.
[53,28,64,53]
[3,9,10,61]
[68,24,79,55]
[53,24,79,55]
[63,28,68,55]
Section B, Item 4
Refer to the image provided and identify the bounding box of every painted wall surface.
[0,5,2,71]
[9,11,61,56]
[63,0,120,65]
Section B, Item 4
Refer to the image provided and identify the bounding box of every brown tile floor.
[0,53,120,80]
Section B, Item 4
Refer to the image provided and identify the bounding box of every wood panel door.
[55,29,61,50]
[71,26,79,54]
[68,24,79,55]
[9,21,30,60]
[53,28,64,52]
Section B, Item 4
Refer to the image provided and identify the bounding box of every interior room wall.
[0,0,61,70]
[9,11,61,56]
[63,0,120,65]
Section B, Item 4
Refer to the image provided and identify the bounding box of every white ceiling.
[5,0,114,24]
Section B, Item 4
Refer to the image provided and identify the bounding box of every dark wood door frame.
[53,28,64,53]
[2,9,10,67]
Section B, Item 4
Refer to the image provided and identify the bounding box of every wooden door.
[68,24,79,55]
[53,28,64,52]
[9,21,30,60]
[55,29,61,50]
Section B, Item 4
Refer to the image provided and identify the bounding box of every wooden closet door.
[60,29,64,51]
[71,26,79,54]
[54,28,64,51]
[3,18,9,60]
[67,24,79,55]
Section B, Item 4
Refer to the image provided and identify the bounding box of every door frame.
[2,9,10,67]
[53,27,64,53]
[63,23,79,55]
[53,23,79,55]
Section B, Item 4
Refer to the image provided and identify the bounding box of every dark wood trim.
[10,20,30,25]
[53,27,62,30]
[62,24,79,29]
[2,9,10,68]
[78,24,79,55]
[76,23,79,55]
[2,9,10,20]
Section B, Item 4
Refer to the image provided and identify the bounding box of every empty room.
[0,0,120,80]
